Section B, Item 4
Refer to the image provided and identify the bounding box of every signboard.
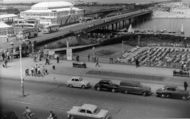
[67,48,72,60]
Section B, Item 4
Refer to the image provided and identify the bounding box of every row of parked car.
[67,76,190,100]
[66,76,190,119]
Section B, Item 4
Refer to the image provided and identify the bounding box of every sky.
[0,0,174,4]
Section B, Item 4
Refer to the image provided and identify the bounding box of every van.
[118,81,152,96]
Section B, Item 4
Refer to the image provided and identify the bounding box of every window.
[167,88,176,91]
[87,110,92,114]
[80,109,86,113]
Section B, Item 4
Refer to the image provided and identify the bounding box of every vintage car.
[156,85,190,100]
[67,104,111,119]
[118,81,152,96]
[94,80,119,93]
[67,76,91,89]
[73,62,87,68]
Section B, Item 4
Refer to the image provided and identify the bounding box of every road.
[1,78,190,119]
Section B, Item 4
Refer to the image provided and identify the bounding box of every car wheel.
[182,96,187,100]
[96,87,100,91]
[112,88,116,93]
[124,90,128,94]
[68,84,72,87]
[161,94,166,98]
[81,85,85,89]
[142,92,147,96]
[70,116,74,119]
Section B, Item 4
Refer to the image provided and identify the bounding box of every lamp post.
[19,44,24,97]
[18,32,25,97]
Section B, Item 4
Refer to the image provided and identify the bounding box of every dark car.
[94,80,119,93]
[156,85,190,100]
[72,62,87,68]
[118,81,152,96]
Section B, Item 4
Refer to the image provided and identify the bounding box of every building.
[0,14,18,24]
[20,1,84,26]
[0,22,16,43]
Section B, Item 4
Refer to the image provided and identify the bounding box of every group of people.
[23,106,57,119]
[25,64,48,77]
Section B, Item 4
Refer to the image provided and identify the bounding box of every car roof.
[120,80,140,86]
[81,104,97,112]
[164,85,177,89]
[72,76,81,79]
[99,80,110,82]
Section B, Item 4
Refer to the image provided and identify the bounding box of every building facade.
[0,22,16,43]
[20,1,84,26]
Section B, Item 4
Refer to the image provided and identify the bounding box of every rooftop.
[31,1,73,10]
[0,14,17,19]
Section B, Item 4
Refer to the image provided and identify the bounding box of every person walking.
[88,54,90,61]
[95,57,100,67]
[56,55,60,63]
[184,81,188,91]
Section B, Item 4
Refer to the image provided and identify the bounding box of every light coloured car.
[67,76,91,89]
[67,104,111,119]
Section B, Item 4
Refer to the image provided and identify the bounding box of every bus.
[15,27,38,39]
[42,24,60,34]
[79,17,93,22]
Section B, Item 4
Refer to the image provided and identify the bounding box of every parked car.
[94,80,119,93]
[118,81,152,96]
[67,76,91,89]
[156,85,190,100]
[73,62,87,68]
[67,104,111,119]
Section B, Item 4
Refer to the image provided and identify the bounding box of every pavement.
[1,57,190,93]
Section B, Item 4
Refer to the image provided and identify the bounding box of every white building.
[0,22,16,43]
[0,14,18,24]
[20,1,84,26]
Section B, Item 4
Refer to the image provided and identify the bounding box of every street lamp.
[19,44,25,97]
[18,32,25,97]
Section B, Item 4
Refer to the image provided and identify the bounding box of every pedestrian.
[45,58,48,65]
[109,57,113,64]
[52,65,55,70]
[33,55,37,62]
[31,67,34,76]
[25,68,29,76]
[45,68,48,75]
[34,65,38,76]
[37,66,41,76]
[56,55,59,63]
[95,57,100,67]
[4,59,8,68]
[2,52,5,61]
[135,59,139,67]
[76,55,79,62]
[184,81,188,91]
[88,54,90,61]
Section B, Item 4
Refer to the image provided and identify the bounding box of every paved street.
[1,78,190,119]
[1,57,190,119]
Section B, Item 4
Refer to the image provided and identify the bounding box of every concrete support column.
[111,24,114,31]
[115,22,118,30]
[120,21,123,29]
